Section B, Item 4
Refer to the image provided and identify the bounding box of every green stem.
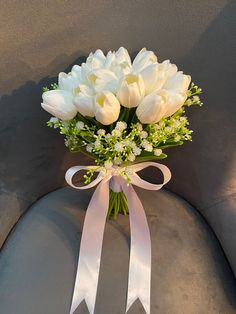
[108,190,129,219]
[124,108,130,123]
[119,107,127,121]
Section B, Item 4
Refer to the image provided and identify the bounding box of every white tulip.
[163,71,191,94]
[110,62,131,79]
[58,71,80,94]
[89,69,119,93]
[74,85,95,117]
[140,60,178,95]
[104,51,116,69]
[117,74,145,108]
[41,90,77,120]
[71,65,82,81]
[105,48,131,78]
[94,91,120,125]
[115,47,131,65]
[161,90,187,118]
[105,48,131,69]
[80,63,94,86]
[86,49,106,69]
[115,47,132,72]
[160,72,191,117]
[136,93,166,124]
[140,63,166,95]
[132,48,157,72]
[158,60,178,78]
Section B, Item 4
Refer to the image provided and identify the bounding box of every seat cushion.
[0,187,235,314]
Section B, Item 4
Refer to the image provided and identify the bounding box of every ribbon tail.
[122,183,151,314]
[70,180,110,314]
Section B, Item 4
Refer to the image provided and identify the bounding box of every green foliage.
[51,83,59,90]
[43,83,59,93]
[185,82,203,106]
[46,83,203,195]
[43,86,49,92]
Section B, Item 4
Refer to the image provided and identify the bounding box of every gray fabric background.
[0,0,235,275]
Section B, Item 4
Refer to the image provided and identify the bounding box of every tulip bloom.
[140,60,178,95]
[140,63,165,95]
[41,90,77,120]
[158,60,177,79]
[162,72,191,117]
[58,71,81,94]
[94,91,120,125]
[86,49,106,69]
[74,85,95,117]
[163,71,191,94]
[89,69,119,94]
[107,47,132,78]
[115,47,131,66]
[117,74,145,108]
[162,91,187,118]
[136,93,166,124]
[132,48,157,73]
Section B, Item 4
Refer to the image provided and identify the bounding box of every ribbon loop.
[129,162,171,190]
[65,166,111,189]
[66,162,171,314]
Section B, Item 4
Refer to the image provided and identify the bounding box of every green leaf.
[135,153,167,163]
[43,86,49,92]
[157,141,183,149]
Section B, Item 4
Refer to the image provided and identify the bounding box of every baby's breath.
[46,83,202,183]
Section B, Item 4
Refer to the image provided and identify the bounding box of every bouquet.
[41,47,202,314]
[42,47,202,219]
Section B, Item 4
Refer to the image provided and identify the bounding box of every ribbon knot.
[66,162,171,314]
[109,166,122,176]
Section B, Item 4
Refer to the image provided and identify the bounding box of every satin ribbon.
[65,162,171,314]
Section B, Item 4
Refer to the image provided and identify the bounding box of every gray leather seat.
[0,187,235,314]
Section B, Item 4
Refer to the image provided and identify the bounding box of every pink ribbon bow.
[65,162,171,314]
